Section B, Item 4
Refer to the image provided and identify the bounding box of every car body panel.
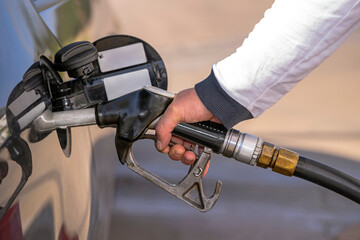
[0,0,118,239]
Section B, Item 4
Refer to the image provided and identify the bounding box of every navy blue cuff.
[195,70,253,129]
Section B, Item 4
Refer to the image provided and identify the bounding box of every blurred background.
[76,0,360,239]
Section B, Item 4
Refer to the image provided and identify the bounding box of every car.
[0,0,120,239]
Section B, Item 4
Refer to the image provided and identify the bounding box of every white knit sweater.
[196,0,360,128]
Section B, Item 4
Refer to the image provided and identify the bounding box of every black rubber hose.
[294,156,360,204]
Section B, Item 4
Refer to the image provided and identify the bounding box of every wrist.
[195,69,253,128]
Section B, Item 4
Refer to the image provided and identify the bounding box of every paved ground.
[99,0,360,239]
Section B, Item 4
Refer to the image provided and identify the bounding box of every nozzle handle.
[173,121,227,153]
[172,122,263,166]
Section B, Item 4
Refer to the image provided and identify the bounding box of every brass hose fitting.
[256,142,299,176]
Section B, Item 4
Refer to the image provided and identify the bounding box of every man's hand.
[155,88,220,166]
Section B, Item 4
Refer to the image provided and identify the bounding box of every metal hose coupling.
[220,129,299,177]
[256,142,299,176]
[220,129,263,166]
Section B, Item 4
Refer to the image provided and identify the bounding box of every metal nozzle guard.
[124,146,222,212]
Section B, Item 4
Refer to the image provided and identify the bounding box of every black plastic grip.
[172,121,228,153]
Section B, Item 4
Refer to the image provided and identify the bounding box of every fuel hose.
[173,121,360,204]
[294,156,360,204]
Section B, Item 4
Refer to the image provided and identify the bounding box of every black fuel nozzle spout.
[95,88,172,163]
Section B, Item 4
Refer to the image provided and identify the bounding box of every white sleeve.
[213,0,360,118]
